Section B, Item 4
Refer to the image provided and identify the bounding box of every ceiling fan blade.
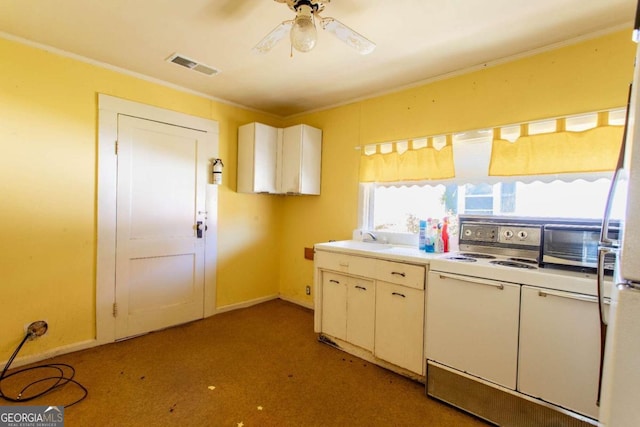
[320,17,376,55]
[252,21,293,54]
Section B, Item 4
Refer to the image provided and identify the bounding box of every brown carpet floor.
[2,299,488,426]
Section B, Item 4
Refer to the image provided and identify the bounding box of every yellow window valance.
[360,109,625,184]
[489,112,624,176]
[359,137,455,183]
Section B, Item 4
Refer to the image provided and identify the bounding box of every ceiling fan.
[253,0,376,55]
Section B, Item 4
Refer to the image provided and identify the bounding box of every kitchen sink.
[328,240,394,251]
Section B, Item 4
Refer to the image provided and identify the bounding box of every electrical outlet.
[305,285,311,295]
[25,320,48,340]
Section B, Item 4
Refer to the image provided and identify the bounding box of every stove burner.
[490,260,538,269]
[445,256,477,262]
[460,252,497,260]
[508,257,538,265]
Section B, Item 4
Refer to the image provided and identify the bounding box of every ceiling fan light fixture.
[253,0,376,55]
[290,6,317,52]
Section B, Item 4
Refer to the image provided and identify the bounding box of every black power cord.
[0,327,88,408]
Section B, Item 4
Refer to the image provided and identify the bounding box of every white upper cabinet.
[237,122,322,195]
[237,122,278,194]
[281,124,322,195]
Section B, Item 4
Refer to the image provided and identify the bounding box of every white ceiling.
[0,0,636,117]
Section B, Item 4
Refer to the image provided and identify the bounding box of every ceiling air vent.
[166,53,220,76]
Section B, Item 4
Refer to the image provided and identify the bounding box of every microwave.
[541,224,618,273]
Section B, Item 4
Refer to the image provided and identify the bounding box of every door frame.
[96,94,219,345]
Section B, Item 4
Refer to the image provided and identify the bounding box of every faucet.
[363,231,377,242]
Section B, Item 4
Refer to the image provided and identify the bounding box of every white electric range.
[426,216,610,425]
[429,218,605,296]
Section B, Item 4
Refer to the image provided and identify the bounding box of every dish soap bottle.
[418,220,427,250]
[424,218,435,253]
[442,217,449,253]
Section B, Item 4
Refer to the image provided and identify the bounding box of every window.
[362,177,613,234]
[359,109,625,235]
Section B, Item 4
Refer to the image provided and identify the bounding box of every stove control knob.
[503,230,514,239]
[517,230,528,240]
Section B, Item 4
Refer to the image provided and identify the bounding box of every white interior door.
[115,115,207,339]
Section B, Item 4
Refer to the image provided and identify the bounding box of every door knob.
[196,221,207,238]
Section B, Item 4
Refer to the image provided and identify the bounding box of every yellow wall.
[0,37,283,357]
[0,28,635,358]
[279,29,636,304]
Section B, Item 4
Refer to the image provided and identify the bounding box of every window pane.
[466,196,493,211]
[373,185,447,233]
[366,178,612,235]
[511,179,611,218]
[500,182,516,213]
[466,183,492,196]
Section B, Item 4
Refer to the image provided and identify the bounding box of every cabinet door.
[425,271,520,389]
[321,272,347,340]
[237,122,278,193]
[518,286,600,419]
[346,278,375,351]
[375,281,425,375]
[281,124,321,195]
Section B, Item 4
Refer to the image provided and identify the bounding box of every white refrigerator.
[598,7,640,425]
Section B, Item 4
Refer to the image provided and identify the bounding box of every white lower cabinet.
[518,285,601,419]
[426,271,520,389]
[374,281,425,375]
[320,271,375,351]
[315,250,426,377]
[346,278,375,352]
[321,272,348,340]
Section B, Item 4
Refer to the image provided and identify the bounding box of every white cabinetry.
[426,271,521,389]
[321,272,348,340]
[237,122,278,194]
[346,278,375,351]
[315,250,426,377]
[281,125,322,195]
[320,271,375,351]
[237,122,321,195]
[518,286,601,419]
[375,281,425,375]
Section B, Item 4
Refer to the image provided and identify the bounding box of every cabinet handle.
[329,279,340,284]
[391,271,406,277]
[391,292,406,298]
[538,289,609,304]
[437,272,504,290]
[355,285,367,291]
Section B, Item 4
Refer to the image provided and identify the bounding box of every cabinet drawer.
[315,250,375,277]
[374,260,425,289]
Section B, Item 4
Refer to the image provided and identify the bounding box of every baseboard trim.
[3,294,312,369]
[215,294,280,314]
[278,294,314,310]
[1,339,97,370]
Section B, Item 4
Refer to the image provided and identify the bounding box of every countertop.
[314,240,441,264]
[314,240,611,297]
